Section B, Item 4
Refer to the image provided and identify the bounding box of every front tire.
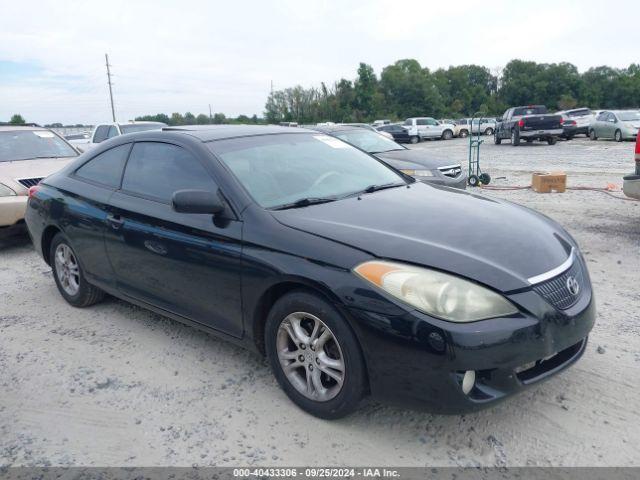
[547,137,557,145]
[459,129,469,138]
[494,132,502,144]
[441,129,453,140]
[484,127,494,136]
[409,135,419,144]
[590,129,597,140]
[50,233,105,307]
[265,291,367,419]
[614,129,623,142]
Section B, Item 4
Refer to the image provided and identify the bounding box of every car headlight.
[0,183,17,197]
[399,169,434,177]
[354,260,518,322]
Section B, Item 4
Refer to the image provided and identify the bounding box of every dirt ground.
[1,136,639,467]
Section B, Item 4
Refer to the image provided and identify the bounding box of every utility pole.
[209,104,213,122]
[270,80,274,95]
[105,53,116,122]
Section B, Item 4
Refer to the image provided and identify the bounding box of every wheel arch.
[41,224,63,265]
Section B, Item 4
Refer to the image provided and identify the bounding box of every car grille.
[532,259,584,310]
[438,165,462,178]
[16,177,44,188]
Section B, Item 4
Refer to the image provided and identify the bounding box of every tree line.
[264,59,640,124]
[135,112,262,125]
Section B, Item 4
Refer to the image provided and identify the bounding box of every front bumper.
[422,173,467,190]
[346,282,595,414]
[623,174,640,200]
[0,195,28,227]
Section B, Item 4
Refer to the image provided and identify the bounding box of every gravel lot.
[1,136,639,467]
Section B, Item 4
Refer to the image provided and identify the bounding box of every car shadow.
[0,226,32,251]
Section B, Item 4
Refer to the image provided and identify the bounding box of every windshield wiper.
[358,182,405,195]
[272,197,337,210]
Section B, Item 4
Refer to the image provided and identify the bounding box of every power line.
[105,53,116,122]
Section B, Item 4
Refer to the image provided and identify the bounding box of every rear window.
[0,130,78,162]
[513,106,548,116]
[568,109,592,117]
[75,144,131,188]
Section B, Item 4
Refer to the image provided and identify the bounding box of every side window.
[106,126,119,139]
[596,112,607,121]
[93,125,110,143]
[416,119,428,126]
[426,118,438,126]
[121,142,217,203]
[75,144,131,188]
[503,110,511,121]
[403,119,412,126]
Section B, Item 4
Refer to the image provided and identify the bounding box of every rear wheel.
[459,129,469,138]
[50,233,105,307]
[511,129,520,146]
[265,291,367,419]
[441,129,453,140]
[614,129,623,142]
[547,137,557,145]
[590,129,597,140]
[484,127,494,136]
[409,135,419,144]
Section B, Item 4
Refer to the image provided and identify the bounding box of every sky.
[0,0,637,125]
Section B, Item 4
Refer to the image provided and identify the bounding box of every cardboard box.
[532,171,567,193]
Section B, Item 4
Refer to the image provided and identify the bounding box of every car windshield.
[617,111,640,121]
[0,130,78,162]
[208,133,407,209]
[120,123,167,134]
[332,129,404,154]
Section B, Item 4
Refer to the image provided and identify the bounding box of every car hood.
[374,149,455,170]
[0,157,77,193]
[622,121,640,129]
[271,183,574,292]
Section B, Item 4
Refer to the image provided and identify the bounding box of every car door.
[601,112,616,138]
[104,140,244,337]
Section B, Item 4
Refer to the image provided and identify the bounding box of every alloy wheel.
[54,243,80,296]
[276,312,345,402]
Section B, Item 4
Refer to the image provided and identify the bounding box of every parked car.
[622,134,640,199]
[338,123,394,140]
[558,113,579,140]
[375,124,411,143]
[73,121,167,152]
[494,106,563,146]
[0,125,79,231]
[402,117,455,143]
[372,119,391,127]
[556,108,594,137]
[25,125,595,419]
[589,110,640,142]
[312,125,466,189]
[454,118,496,137]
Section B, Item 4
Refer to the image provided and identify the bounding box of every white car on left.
[0,125,80,231]
[72,121,167,152]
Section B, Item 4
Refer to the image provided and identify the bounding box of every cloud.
[0,0,637,124]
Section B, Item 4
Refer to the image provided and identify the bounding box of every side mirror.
[172,189,225,215]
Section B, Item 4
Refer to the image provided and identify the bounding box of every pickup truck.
[494,106,563,146]
[402,117,455,143]
[71,121,167,152]
[623,134,640,200]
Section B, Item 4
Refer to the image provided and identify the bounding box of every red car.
[623,135,640,199]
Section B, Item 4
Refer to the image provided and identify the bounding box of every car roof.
[0,125,49,132]
[307,125,362,134]
[162,124,317,141]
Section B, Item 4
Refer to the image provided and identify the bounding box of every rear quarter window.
[74,143,131,188]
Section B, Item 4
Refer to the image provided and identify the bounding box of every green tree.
[9,114,25,125]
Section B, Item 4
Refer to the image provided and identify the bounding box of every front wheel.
[265,291,367,419]
[459,129,469,138]
[409,135,419,144]
[589,129,597,140]
[484,127,494,136]
[547,137,557,145]
[494,132,502,145]
[441,129,453,140]
[614,129,623,142]
[50,233,105,307]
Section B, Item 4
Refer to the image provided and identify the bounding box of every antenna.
[105,54,116,122]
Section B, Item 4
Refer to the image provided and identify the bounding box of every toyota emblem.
[566,276,580,296]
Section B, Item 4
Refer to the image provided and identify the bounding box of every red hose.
[479,184,640,201]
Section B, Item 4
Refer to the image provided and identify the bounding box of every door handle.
[106,214,124,230]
